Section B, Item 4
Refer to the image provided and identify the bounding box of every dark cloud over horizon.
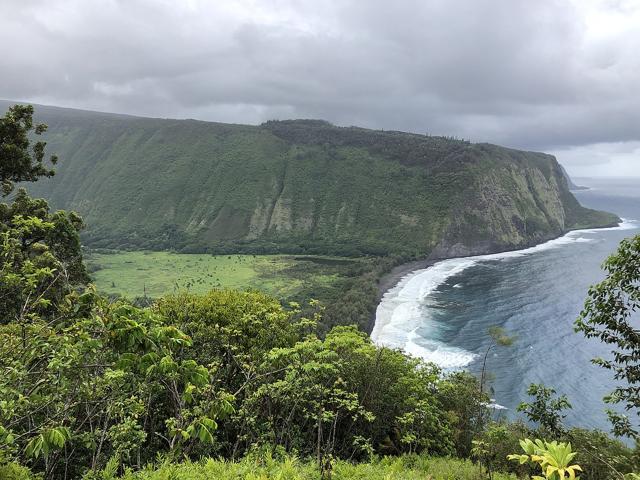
[1,0,639,176]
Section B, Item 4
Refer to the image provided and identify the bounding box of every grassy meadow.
[86,250,361,301]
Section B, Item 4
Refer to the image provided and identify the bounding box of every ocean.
[372,177,640,431]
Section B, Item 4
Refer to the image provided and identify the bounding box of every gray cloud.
[1,0,639,175]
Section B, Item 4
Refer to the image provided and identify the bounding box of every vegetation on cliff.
[3,100,618,258]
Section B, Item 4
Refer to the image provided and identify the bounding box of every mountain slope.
[4,101,619,257]
[559,164,588,191]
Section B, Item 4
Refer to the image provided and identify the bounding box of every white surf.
[371,219,638,369]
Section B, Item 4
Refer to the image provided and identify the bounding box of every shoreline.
[375,258,437,298]
[369,220,625,335]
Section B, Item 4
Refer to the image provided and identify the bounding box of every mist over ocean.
[372,177,640,431]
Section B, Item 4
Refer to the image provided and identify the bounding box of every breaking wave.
[371,219,638,369]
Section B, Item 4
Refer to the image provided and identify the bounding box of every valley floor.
[86,250,365,303]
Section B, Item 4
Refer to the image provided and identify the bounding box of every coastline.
[375,258,437,298]
[369,220,624,335]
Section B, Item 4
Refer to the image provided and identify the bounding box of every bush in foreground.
[111,454,516,480]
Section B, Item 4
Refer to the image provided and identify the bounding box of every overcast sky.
[1,0,639,177]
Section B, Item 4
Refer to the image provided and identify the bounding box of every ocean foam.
[371,258,481,369]
[371,218,638,369]
[485,402,509,411]
[404,328,478,369]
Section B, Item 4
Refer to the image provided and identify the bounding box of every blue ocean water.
[372,177,640,431]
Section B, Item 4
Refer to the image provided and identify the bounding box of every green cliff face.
[429,145,619,258]
[8,102,618,257]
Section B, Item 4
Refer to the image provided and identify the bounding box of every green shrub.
[114,454,518,480]
[472,422,536,478]
[0,462,40,480]
[508,438,582,479]
[565,428,639,479]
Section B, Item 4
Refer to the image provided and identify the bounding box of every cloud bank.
[1,0,638,176]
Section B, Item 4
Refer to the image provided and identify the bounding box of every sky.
[1,0,639,177]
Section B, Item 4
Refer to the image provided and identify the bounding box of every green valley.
[1,100,618,259]
[86,250,395,332]
[87,251,358,302]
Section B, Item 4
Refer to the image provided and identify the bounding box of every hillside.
[3,100,619,257]
[560,164,589,190]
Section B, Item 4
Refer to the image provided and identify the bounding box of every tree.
[0,104,231,477]
[437,371,488,457]
[0,104,57,196]
[0,104,87,324]
[477,326,515,444]
[480,326,515,394]
[517,384,572,437]
[0,292,229,478]
[236,326,457,465]
[575,235,640,440]
[0,190,87,324]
